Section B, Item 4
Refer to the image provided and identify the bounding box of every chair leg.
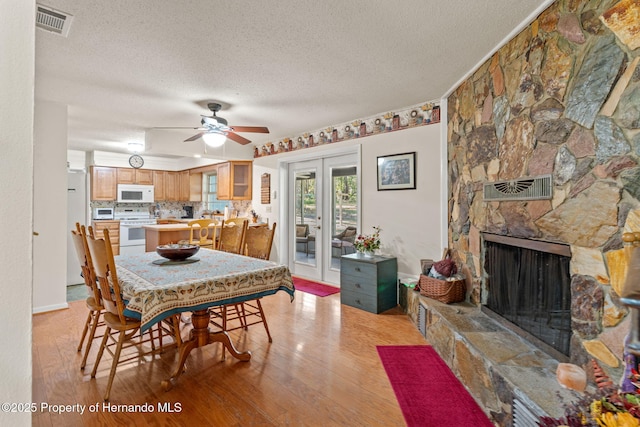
[91,326,111,378]
[255,299,272,343]
[238,303,248,330]
[103,331,126,401]
[149,324,156,353]
[80,310,102,370]
[77,311,92,352]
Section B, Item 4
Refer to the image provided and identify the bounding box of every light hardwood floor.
[33,289,426,426]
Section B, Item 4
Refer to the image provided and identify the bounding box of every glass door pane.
[322,153,358,284]
[330,166,358,270]
[289,158,322,281]
[294,169,317,268]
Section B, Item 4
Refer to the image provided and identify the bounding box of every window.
[204,173,229,213]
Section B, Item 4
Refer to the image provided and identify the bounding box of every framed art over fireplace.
[377,152,416,191]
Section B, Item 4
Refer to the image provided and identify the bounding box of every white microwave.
[117,184,154,203]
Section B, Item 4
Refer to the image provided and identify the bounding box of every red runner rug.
[377,345,493,427]
[292,276,340,297]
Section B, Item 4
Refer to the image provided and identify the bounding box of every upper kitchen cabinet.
[189,172,202,202]
[153,170,201,202]
[217,161,252,200]
[117,168,154,185]
[179,171,190,201]
[153,170,166,201]
[164,171,180,201]
[90,166,117,201]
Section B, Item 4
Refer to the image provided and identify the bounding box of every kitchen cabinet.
[216,161,252,200]
[153,170,166,201]
[153,170,200,202]
[92,220,120,256]
[117,168,153,185]
[340,254,397,314]
[189,172,202,202]
[179,171,190,201]
[90,166,117,201]
[164,171,180,201]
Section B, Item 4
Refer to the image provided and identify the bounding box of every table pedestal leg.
[161,308,251,390]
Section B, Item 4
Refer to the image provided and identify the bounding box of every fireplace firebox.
[482,233,572,359]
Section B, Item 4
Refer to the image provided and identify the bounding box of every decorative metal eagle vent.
[483,175,552,201]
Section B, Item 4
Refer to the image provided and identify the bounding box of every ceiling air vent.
[36,4,73,37]
[483,174,552,201]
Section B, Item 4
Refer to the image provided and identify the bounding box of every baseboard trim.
[33,302,69,314]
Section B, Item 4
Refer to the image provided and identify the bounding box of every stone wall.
[447,0,640,373]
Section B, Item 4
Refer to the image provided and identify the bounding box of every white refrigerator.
[67,171,87,286]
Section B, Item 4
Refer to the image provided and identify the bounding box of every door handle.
[316,226,321,230]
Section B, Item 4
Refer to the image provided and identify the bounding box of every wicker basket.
[419,274,466,304]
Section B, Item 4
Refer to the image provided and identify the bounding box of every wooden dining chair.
[217,219,248,254]
[86,228,181,401]
[179,218,219,249]
[70,223,105,370]
[211,223,277,345]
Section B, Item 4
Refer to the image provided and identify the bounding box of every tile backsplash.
[90,200,252,219]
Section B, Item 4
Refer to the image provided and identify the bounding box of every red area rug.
[377,345,493,427]
[292,276,340,297]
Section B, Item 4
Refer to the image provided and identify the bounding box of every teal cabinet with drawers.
[340,253,398,314]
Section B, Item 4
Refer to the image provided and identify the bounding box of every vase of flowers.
[354,226,381,257]
[249,209,258,223]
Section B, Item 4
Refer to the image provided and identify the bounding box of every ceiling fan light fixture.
[202,130,227,147]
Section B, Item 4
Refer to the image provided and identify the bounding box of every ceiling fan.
[161,103,269,147]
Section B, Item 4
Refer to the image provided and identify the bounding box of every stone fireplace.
[434,0,640,424]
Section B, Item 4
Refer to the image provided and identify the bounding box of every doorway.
[287,153,359,284]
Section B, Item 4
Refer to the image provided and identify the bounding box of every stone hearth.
[402,286,581,426]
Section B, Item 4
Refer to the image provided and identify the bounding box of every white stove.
[115,207,156,255]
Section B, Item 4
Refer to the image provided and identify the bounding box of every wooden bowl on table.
[156,244,200,261]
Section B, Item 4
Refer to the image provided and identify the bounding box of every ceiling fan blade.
[154,126,206,130]
[226,132,252,145]
[184,132,205,142]
[230,126,270,134]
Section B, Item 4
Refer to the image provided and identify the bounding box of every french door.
[288,153,359,284]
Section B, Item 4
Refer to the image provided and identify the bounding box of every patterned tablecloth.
[116,249,295,330]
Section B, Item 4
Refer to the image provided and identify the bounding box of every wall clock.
[129,154,144,169]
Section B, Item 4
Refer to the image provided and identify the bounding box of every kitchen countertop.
[143,223,217,232]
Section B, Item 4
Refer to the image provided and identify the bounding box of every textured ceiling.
[35,0,550,159]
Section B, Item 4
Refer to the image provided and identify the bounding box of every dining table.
[115,248,295,389]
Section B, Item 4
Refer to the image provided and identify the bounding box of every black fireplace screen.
[484,240,572,356]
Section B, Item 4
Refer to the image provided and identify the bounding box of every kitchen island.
[143,223,218,252]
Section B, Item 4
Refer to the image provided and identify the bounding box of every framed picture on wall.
[377,152,416,191]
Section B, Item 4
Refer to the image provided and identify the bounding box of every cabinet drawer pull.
[355,267,361,272]
[355,283,361,288]
[355,299,361,305]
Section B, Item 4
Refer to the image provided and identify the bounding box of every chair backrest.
[187,218,219,246]
[296,224,309,238]
[217,219,248,254]
[70,223,102,304]
[224,217,247,226]
[244,223,277,260]
[85,228,127,325]
[341,226,358,243]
